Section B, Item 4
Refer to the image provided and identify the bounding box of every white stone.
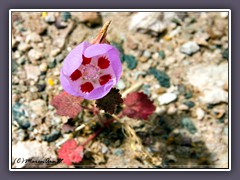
[24,64,41,82]
[187,63,228,104]
[129,12,166,35]
[180,41,200,55]
[39,62,48,72]
[26,32,42,43]
[28,49,42,62]
[196,108,205,120]
[18,43,31,52]
[158,93,177,105]
[29,99,47,116]
[12,141,57,168]
[167,104,177,115]
[201,88,228,104]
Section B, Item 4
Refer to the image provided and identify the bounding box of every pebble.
[181,117,197,134]
[152,52,159,60]
[148,67,170,88]
[24,64,41,82]
[55,54,64,63]
[167,104,177,115]
[76,12,102,27]
[12,38,18,49]
[123,54,138,70]
[222,48,228,60]
[36,84,46,92]
[116,79,126,90]
[18,43,31,52]
[201,88,228,104]
[17,129,28,141]
[139,56,148,63]
[61,12,71,22]
[28,49,42,62]
[114,148,124,156]
[158,93,177,105]
[180,41,200,55]
[178,104,189,111]
[183,101,195,108]
[223,127,228,135]
[39,62,48,72]
[12,103,31,129]
[158,50,166,59]
[184,91,192,99]
[54,18,68,29]
[12,60,18,72]
[42,130,61,142]
[143,50,151,59]
[142,84,151,96]
[187,63,228,104]
[166,154,177,163]
[165,57,176,66]
[45,12,55,23]
[16,56,27,65]
[196,108,205,120]
[53,37,66,50]
[48,58,57,69]
[50,48,61,57]
[29,99,47,116]
[156,87,166,94]
[129,12,166,36]
[29,86,38,93]
[26,32,42,43]
[101,144,108,154]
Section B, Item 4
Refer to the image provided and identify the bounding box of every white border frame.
[9,9,231,171]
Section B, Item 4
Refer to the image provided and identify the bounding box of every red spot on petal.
[99,74,111,85]
[82,55,91,65]
[98,56,110,69]
[81,82,94,93]
[70,69,82,81]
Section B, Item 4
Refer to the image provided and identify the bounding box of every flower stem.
[81,128,103,147]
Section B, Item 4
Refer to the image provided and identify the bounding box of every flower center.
[82,64,100,80]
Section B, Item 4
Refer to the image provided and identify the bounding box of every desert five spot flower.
[60,41,122,100]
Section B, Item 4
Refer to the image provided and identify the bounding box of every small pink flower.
[60,41,122,100]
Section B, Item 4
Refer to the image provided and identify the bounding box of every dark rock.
[184,91,192,99]
[181,118,197,134]
[159,50,165,59]
[54,18,68,29]
[42,130,60,142]
[61,12,71,22]
[12,60,18,72]
[183,101,195,108]
[222,48,228,60]
[36,84,46,92]
[148,67,170,88]
[123,55,138,70]
[48,58,57,69]
[13,103,30,129]
[17,129,29,141]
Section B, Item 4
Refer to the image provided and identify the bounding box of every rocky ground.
[11,11,229,169]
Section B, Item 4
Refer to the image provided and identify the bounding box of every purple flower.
[60,41,122,100]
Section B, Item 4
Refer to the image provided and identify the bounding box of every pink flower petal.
[84,79,115,100]
[62,41,91,76]
[60,69,80,96]
[106,48,122,82]
[83,44,113,58]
